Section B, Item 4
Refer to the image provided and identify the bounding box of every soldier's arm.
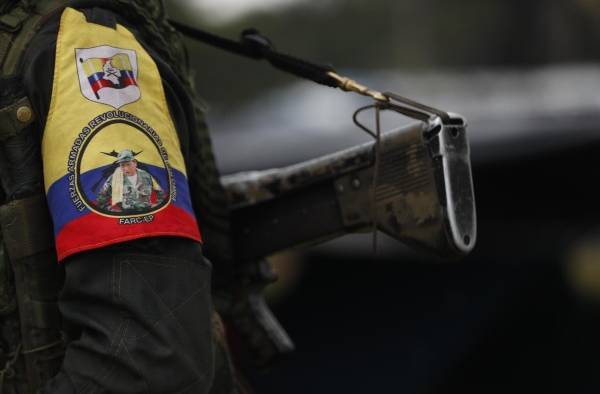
[96,176,112,209]
[9,5,218,393]
[151,176,166,203]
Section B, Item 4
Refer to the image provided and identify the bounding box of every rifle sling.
[168,19,340,89]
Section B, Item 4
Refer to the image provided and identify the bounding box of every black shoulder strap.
[168,20,340,89]
[168,20,397,104]
[168,21,454,122]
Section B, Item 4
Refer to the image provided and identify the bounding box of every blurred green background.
[167,0,600,109]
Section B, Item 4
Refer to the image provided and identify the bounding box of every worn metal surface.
[222,141,372,209]
[222,114,476,260]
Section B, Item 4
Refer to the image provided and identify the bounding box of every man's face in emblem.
[120,160,138,176]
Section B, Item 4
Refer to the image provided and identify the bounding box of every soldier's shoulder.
[137,168,151,177]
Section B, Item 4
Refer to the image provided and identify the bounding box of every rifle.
[215,93,476,367]
[169,23,478,368]
[169,23,475,262]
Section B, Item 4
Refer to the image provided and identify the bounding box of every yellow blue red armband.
[42,8,201,261]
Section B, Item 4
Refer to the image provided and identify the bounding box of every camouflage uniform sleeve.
[186,105,233,262]
[96,175,113,209]
[153,176,166,202]
[162,29,234,266]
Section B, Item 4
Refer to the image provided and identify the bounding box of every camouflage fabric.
[97,168,165,212]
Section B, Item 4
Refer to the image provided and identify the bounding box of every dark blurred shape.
[565,233,600,303]
[264,251,305,304]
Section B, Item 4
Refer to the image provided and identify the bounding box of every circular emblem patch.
[67,110,175,218]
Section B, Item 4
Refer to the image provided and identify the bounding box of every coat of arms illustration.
[75,46,140,109]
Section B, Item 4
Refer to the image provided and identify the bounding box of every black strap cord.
[169,20,455,122]
[168,20,340,89]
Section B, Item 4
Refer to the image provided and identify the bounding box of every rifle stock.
[218,112,476,367]
[222,113,476,261]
